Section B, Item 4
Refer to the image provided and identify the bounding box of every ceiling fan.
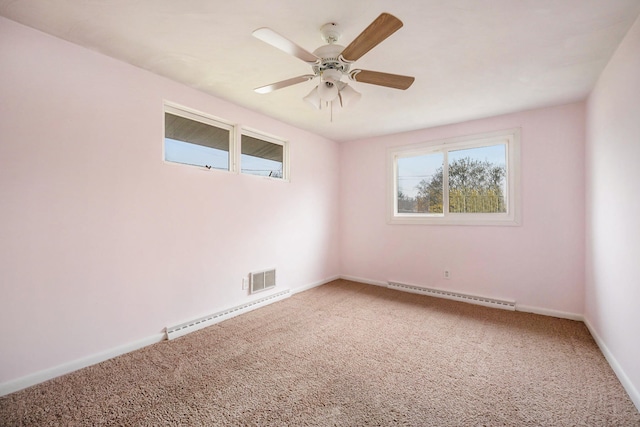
[252,13,415,111]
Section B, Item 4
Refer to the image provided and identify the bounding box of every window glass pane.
[241,134,284,178]
[164,112,230,170]
[397,153,444,213]
[448,144,506,213]
[164,138,229,170]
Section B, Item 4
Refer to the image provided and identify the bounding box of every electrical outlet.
[242,277,249,290]
[443,270,451,279]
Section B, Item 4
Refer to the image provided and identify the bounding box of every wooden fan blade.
[254,75,316,94]
[252,28,319,64]
[340,13,403,62]
[350,69,415,90]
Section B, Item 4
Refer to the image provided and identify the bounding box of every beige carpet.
[2,279,639,426]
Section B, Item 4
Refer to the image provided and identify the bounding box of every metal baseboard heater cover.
[388,281,516,311]
[166,289,290,340]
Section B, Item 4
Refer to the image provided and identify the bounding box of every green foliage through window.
[390,129,519,225]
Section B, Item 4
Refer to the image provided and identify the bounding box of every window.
[164,104,234,171]
[163,103,289,181]
[240,130,287,180]
[389,128,521,225]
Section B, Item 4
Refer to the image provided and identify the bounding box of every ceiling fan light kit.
[317,79,339,102]
[252,13,415,116]
[303,87,322,109]
[338,83,362,108]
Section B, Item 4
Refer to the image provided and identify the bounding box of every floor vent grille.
[388,281,515,311]
[166,289,290,340]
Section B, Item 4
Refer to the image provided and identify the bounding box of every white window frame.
[163,102,237,172]
[239,127,290,182]
[387,128,521,226]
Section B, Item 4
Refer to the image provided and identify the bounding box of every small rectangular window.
[240,130,287,180]
[389,129,520,226]
[164,105,234,171]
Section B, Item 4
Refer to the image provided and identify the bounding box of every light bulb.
[318,81,339,101]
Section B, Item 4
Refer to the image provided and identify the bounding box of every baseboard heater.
[165,289,291,340]
[387,281,516,311]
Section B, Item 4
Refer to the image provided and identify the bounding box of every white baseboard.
[344,276,585,320]
[583,318,640,412]
[515,304,584,321]
[339,275,387,287]
[292,275,341,294]
[8,276,635,417]
[343,277,638,411]
[0,333,165,397]
[0,276,341,397]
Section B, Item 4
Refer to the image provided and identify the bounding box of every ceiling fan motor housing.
[312,44,350,80]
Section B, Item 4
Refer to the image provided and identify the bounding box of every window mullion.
[232,124,240,173]
[394,155,400,215]
[442,150,449,215]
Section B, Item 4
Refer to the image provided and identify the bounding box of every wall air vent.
[251,268,276,294]
[388,281,516,311]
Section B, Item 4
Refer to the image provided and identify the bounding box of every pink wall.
[4,10,637,404]
[0,17,340,384]
[585,15,640,408]
[340,103,586,315]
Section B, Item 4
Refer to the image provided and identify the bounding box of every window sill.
[388,213,520,226]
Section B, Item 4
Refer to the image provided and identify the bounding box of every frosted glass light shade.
[318,81,339,101]
[303,87,321,109]
[339,84,361,107]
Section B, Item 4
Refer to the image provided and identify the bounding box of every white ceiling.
[2,0,639,142]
